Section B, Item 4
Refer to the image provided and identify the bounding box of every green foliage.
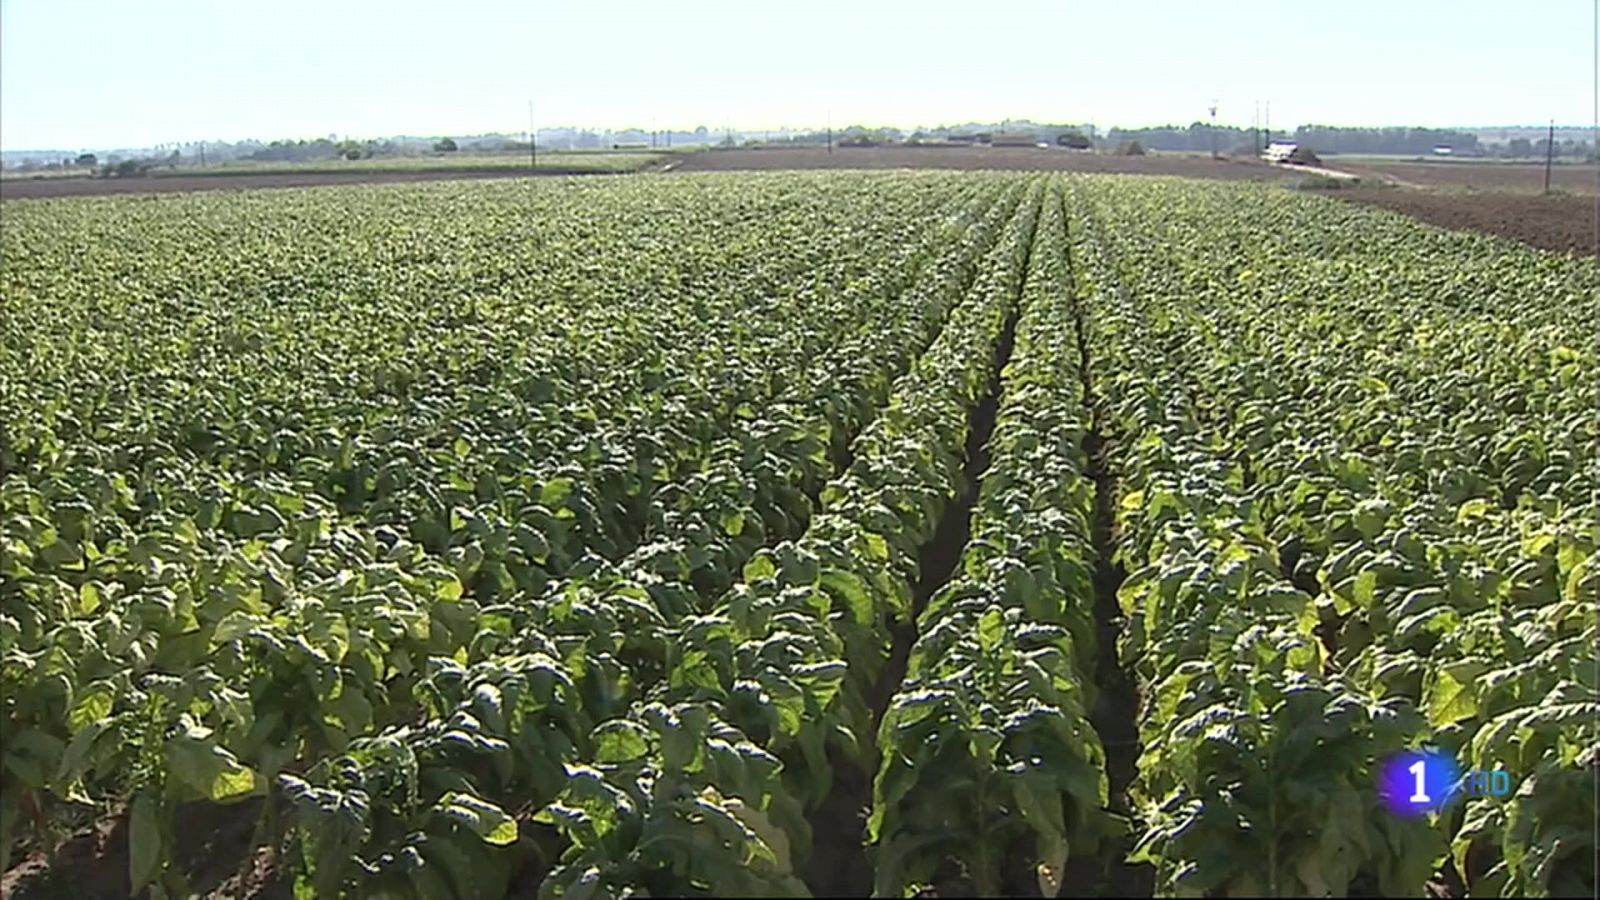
[870,181,1113,897]
[0,172,1034,896]
[1069,175,1596,898]
[2,171,1593,899]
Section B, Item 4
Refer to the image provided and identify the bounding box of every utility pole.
[827,111,833,154]
[1208,100,1219,159]
[199,141,206,167]
[1543,119,1556,193]
[1254,101,1260,154]
[528,100,537,172]
[1265,100,1271,146]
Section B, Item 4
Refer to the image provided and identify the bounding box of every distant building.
[1262,141,1298,163]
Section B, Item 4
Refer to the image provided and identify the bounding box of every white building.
[1262,141,1298,163]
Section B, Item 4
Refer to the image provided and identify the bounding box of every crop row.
[1067,175,1596,898]
[4,175,979,594]
[0,174,1022,896]
[869,177,1112,897]
[480,177,1042,894]
[4,171,1596,899]
[267,177,1041,897]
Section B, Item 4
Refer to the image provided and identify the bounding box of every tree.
[1286,145,1322,166]
[1057,131,1091,149]
[1506,138,1533,157]
[434,137,458,152]
[106,159,152,178]
[75,153,97,167]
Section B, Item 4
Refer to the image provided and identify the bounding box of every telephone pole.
[1543,119,1556,193]
[528,101,537,172]
[1208,100,1219,159]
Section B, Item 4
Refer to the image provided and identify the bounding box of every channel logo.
[1378,749,1462,817]
[1378,749,1517,817]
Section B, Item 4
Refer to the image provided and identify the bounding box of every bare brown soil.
[1334,187,1597,257]
[0,168,565,200]
[0,148,1302,201]
[1,799,277,900]
[1332,159,1599,195]
[669,146,1295,180]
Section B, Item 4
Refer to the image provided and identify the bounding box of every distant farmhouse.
[1262,140,1298,163]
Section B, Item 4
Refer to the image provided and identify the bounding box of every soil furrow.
[1060,184,1154,897]
[804,185,1040,899]
[810,186,1014,507]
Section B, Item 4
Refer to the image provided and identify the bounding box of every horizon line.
[4,120,1594,156]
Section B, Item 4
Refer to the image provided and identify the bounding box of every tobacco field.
[1,172,1595,898]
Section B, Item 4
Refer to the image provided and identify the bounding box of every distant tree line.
[1104,123,1257,153]
[1492,137,1595,160]
[1103,123,1490,156]
[1291,125,1480,155]
[11,121,1594,176]
[245,138,406,162]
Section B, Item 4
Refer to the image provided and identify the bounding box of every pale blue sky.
[1,0,1593,151]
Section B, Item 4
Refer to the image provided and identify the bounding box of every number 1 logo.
[1380,749,1459,817]
[1408,759,1430,804]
